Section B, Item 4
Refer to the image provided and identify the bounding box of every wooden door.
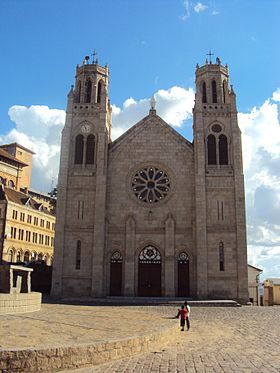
[138,262,161,296]
[110,262,122,296]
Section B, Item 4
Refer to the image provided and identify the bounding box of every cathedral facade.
[51,56,248,303]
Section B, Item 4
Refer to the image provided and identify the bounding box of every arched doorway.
[177,252,190,297]
[138,246,161,297]
[110,251,122,296]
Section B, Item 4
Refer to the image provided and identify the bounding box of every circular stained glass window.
[132,167,170,203]
[139,246,161,263]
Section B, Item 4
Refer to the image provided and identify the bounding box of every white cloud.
[272,88,280,102]
[194,2,208,13]
[111,86,195,140]
[180,0,190,20]
[212,10,219,16]
[239,95,280,279]
[0,105,65,193]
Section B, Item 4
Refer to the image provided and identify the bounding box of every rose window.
[132,167,170,203]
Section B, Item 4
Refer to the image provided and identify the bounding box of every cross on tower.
[206,50,214,64]
[92,50,97,63]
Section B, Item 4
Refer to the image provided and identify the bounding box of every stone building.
[52,56,248,302]
[0,185,55,265]
[0,143,33,191]
[0,143,55,265]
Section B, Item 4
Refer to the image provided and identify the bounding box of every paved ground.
[0,303,176,349]
[60,305,280,373]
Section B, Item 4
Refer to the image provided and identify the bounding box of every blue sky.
[1,0,279,131]
[1,0,280,279]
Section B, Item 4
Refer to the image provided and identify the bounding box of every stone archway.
[109,251,123,296]
[177,252,190,297]
[138,246,161,297]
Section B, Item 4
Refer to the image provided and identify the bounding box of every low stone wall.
[0,292,41,314]
[0,323,178,372]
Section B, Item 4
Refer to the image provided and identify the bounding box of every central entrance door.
[138,246,161,297]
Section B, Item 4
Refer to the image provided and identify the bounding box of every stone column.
[124,215,136,296]
[232,116,249,303]
[193,114,208,299]
[165,214,175,297]
[91,131,108,297]
[51,110,72,298]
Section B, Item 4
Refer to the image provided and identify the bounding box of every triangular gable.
[109,112,193,154]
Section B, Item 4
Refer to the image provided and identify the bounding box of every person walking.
[185,301,190,330]
[176,301,191,330]
[179,305,187,331]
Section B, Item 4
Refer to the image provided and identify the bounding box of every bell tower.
[193,55,248,303]
[52,54,112,298]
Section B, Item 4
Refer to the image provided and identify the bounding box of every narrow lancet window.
[223,80,226,104]
[76,81,81,103]
[219,242,225,271]
[207,135,217,165]
[85,134,95,164]
[76,240,81,270]
[74,135,84,164]
[202,82,207,103]
[85,79,92,103]
[212,80,217,103]
[219,134,228,165]
[97,81,102,103]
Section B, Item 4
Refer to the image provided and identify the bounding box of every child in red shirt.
[180,305,187,331]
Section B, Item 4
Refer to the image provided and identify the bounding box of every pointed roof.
[109,111,193,153]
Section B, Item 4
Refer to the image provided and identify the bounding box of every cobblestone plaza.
[1,304,280,372]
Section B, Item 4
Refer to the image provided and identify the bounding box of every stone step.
[58,296,241,307]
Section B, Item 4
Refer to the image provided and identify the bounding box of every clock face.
[81,124,91,133]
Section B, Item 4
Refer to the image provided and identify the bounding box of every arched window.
[8,249,14,263]
[43,255,47,263]
[85,135,95,164]
[97,80,102,103]
[76,240,81,270]
[74,135,84,164]
[223,80,226,104]
[202,81,207,103]
[212,80,217,103]
[31,252,37,262]
[8,180,15,188]
[24,251,30,263]
[219,134,228,165]
[207,135,217,165]
[85,79,92,103]
[16,251,21,262]
[0,176,4,185]
[76,80,81,103]
[219,242,225,271]
[38,253,43,262]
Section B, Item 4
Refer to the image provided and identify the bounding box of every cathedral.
[51,55,248,303]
